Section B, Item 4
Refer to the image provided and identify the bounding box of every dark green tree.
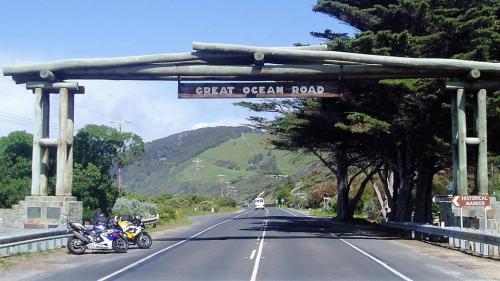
[0,131,33,207]
[73,124,144,217]
[312,0,499,222]
[240,0,499,222]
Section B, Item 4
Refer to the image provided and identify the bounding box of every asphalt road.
[34,207,484,281]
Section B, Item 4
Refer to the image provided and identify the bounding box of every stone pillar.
[56,88,68,196]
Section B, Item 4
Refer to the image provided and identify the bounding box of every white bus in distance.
[254,197,265,210]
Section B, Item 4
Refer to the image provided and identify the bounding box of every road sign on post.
[451,195,491,207]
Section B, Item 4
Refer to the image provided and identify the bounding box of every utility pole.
[110,119,131,195]
[193,158,204,193]
[217,174,225,197]
[224,181,231,196]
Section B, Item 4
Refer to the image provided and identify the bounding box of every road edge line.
[97,210,252,281]
[330,233,414,281]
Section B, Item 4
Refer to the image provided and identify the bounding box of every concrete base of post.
[0,195,82,229]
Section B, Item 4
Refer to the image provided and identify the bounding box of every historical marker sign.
[178,82,343,99]
[451,195,491,207]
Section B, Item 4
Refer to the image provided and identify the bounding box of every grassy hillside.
[122,126,254,195]
[123,127,316,199]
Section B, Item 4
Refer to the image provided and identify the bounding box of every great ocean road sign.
[178,82,343,99]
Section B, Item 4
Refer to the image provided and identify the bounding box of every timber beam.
[447,81,490,196]
[26,82,85,94]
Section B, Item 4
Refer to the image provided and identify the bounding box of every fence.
[382,221,500,257]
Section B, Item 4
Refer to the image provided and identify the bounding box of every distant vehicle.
[254,197,265,210]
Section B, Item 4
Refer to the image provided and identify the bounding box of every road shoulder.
[287,208,500,281]
[0,209,243,281]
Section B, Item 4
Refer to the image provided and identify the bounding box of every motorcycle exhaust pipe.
[72,231,91,244]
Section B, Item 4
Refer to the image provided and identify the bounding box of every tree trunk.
[347,162,382,219]
[413,155,435,223]
[335,146,350,221]
[394,141,413,222]
[380,163,397,221]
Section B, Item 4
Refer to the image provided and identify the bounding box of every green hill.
[122,126,316,199]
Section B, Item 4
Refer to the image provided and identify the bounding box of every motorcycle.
[66,221,129,254]
[115,216,153,249]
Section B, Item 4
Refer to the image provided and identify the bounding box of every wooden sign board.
[178,82,343,99]
[451,195,491,207]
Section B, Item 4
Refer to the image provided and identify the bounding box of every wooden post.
[65,93,74,195]
[31,88,43,195]
[477,89,488,195]
[56,88,68,196]
[457,88,467,195]
[451,93,458,194]
[40,91,50,195]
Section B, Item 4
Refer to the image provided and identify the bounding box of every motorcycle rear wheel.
[112,236,129,253]
[136,232,152,249]
[67,237,86,255]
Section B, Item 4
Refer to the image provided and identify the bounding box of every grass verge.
[147,207,240,233]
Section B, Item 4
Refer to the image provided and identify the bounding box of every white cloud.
[0,51,277,142]
[192,117,248,130]
[0,55,262,142]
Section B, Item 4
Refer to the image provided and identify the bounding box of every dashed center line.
[249,249,256,260]
[250,215,268,281]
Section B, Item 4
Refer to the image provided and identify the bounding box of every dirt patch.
[0,248,95,281]
[392,239,500,281]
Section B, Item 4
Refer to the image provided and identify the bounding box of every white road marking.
[256,235,260,241]
[97,210,252,281]
[249,249,256,260]
[280,208,414,281]
[250,214,268,281]
[329,233,414,281]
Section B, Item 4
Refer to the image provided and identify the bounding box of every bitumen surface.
[32,207,485,281]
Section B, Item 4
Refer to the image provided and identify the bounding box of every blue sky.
[0,0,355,141]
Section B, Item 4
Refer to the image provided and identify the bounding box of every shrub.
[214,196,237,208]
[196,201,215,211]
[112,197,158,218]
[158,203,176,223]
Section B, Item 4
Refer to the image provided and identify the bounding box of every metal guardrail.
[0,228,71,257]
[382,221,500,256]
[142,214,160,226]
[0,228,69,246]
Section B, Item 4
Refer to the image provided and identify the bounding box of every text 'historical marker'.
[451,195,491,207]
[178,82,343,99]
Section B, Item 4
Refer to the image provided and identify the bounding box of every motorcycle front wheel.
[67,237,86,255]
[112,236,129,253]
[136,232,152,249]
